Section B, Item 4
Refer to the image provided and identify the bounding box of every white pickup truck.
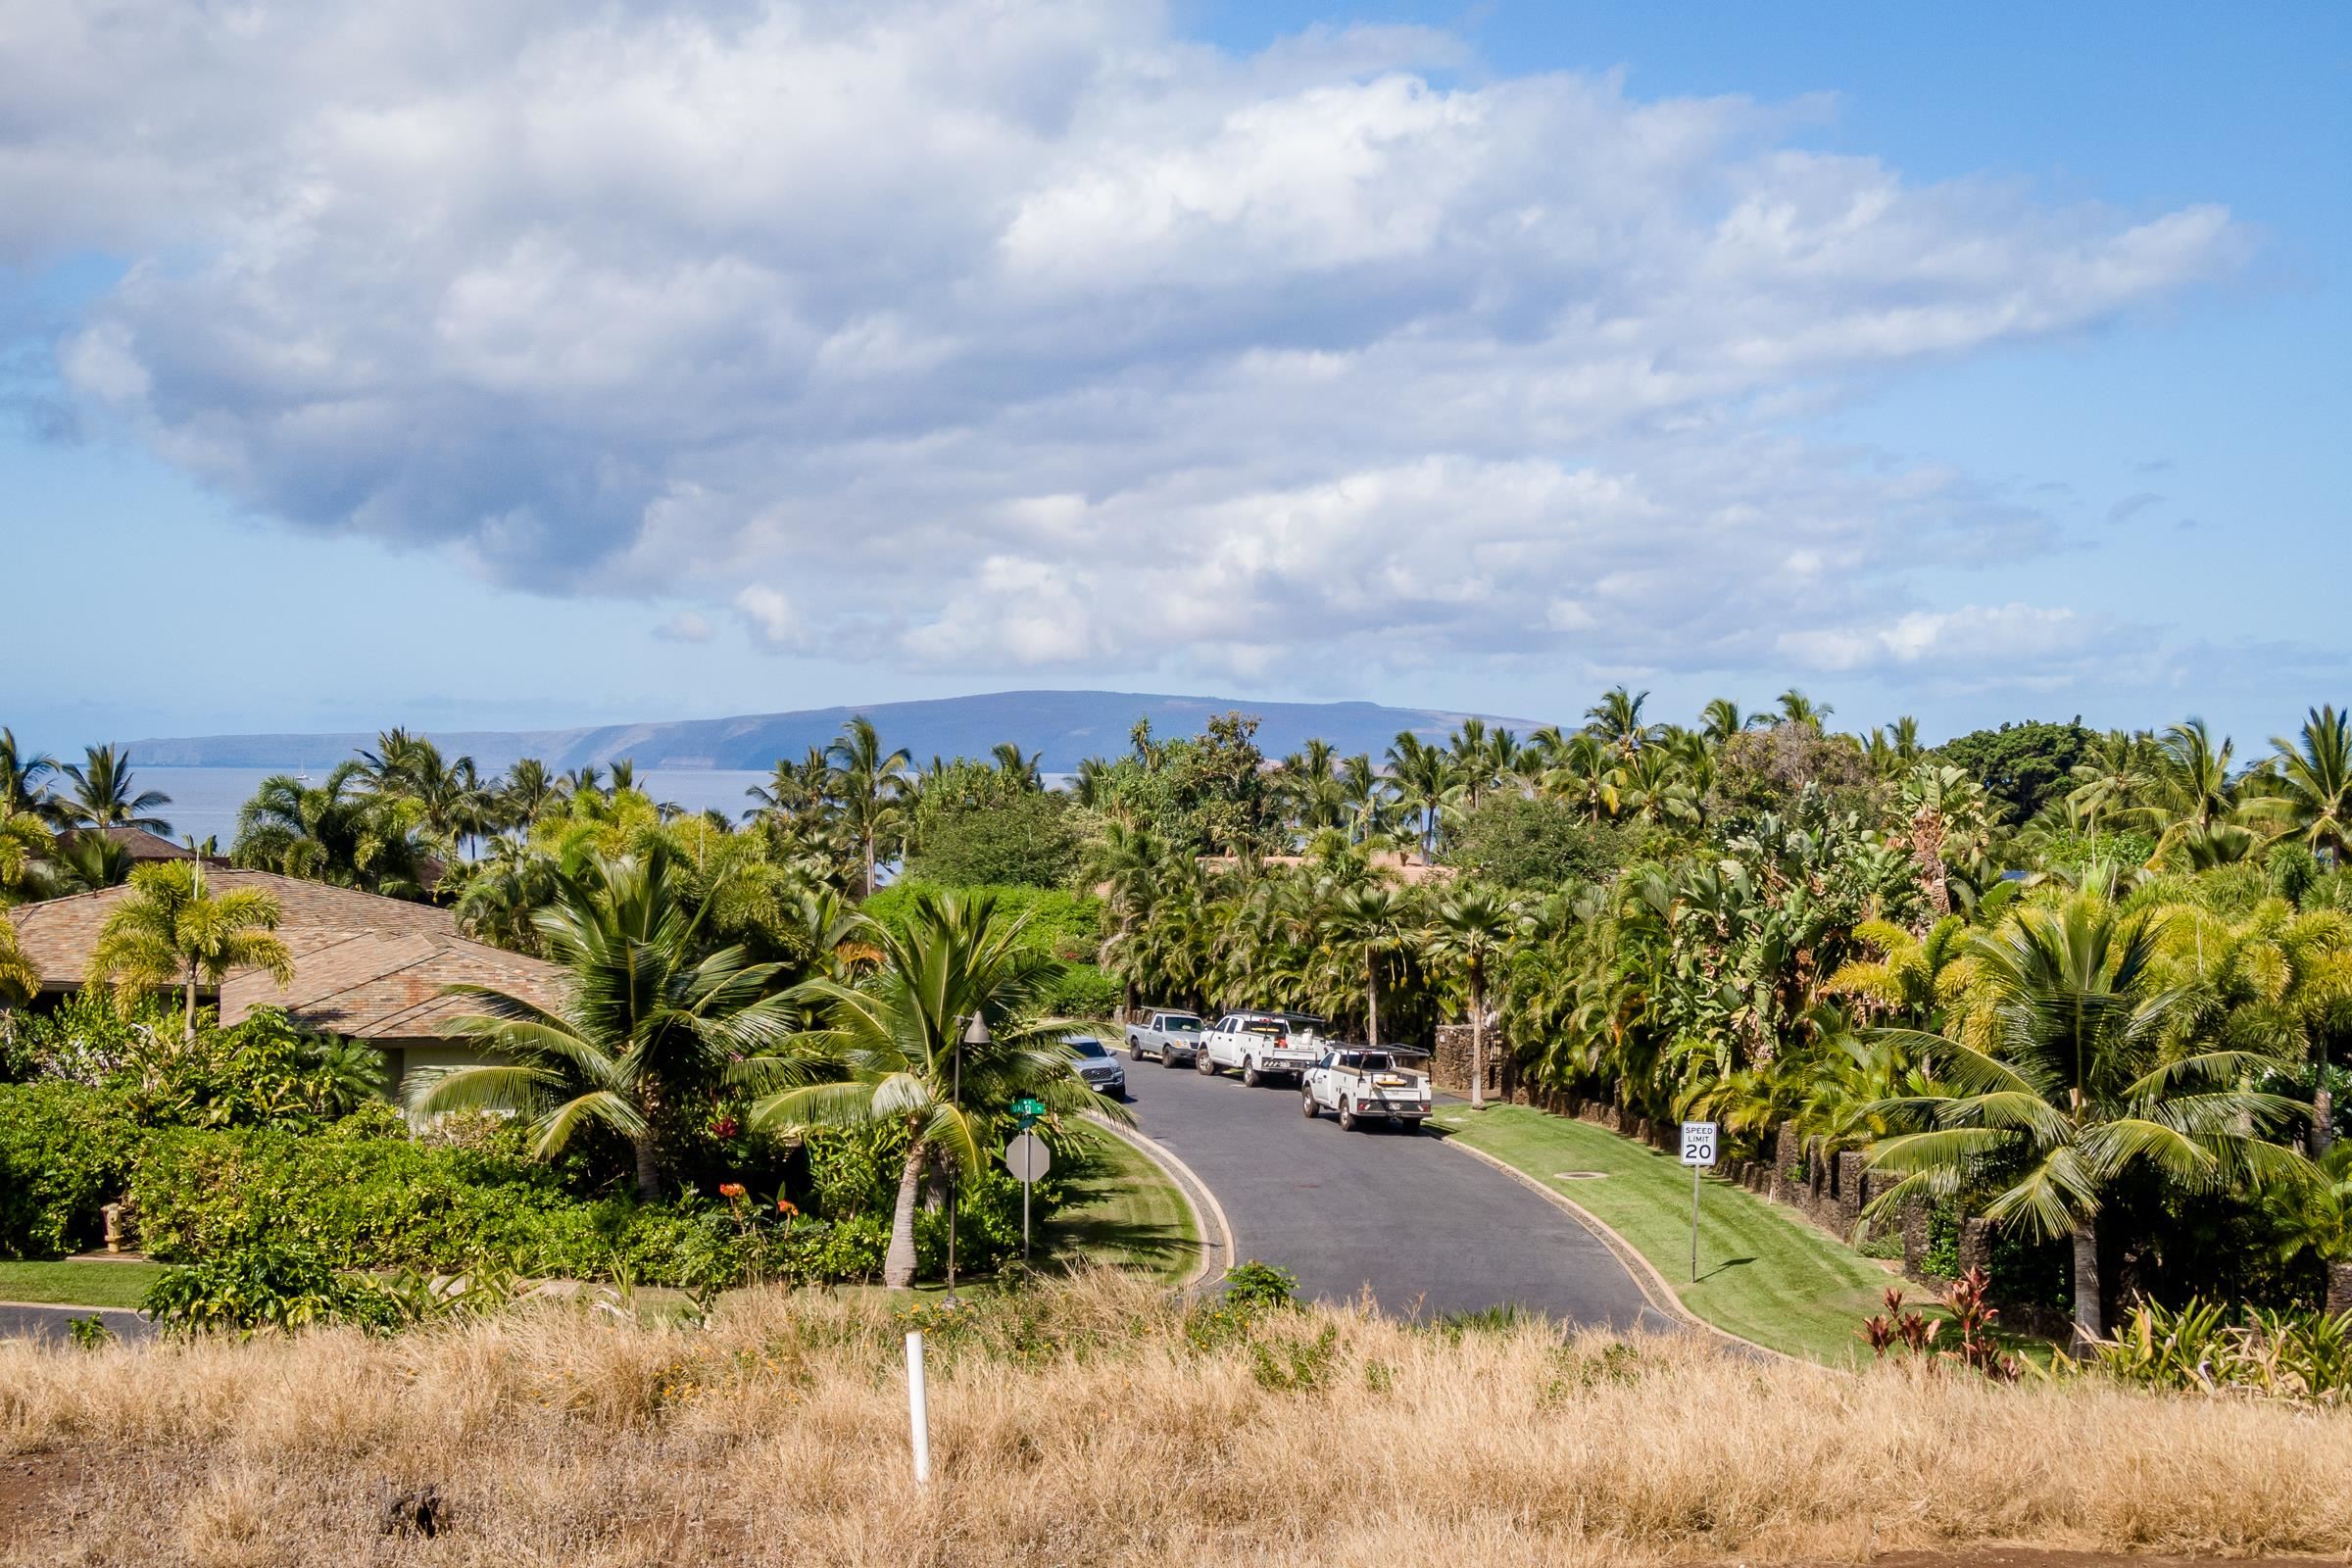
[1199,1011,1329,1086]
[1125,1009,1206,1067]
[1301,1048,1434,1131]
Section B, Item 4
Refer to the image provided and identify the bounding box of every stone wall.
[1430,1022,1507,1100]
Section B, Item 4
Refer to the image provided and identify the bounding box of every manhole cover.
[1552,1171,1606,1181]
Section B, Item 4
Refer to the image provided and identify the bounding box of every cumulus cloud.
[9,0,2248,690]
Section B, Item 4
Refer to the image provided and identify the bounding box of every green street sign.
[1010,1097,1046,1117]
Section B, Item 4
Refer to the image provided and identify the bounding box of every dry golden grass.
[5,1271,2350,1567]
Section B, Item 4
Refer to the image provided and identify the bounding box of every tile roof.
[4,869,567,1042]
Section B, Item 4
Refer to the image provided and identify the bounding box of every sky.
[3,0,2346,752]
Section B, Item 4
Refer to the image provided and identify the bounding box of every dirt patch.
[0,1450,84,1543]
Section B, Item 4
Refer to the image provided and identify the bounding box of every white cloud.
[1777,604,2099,674]
[654,610,713,644]
[734,585,806,650]
[10,0,2249,690]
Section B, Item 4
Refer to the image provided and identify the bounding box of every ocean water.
[136,766,779,850]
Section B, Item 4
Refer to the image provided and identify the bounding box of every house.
[56,826,224,865]
[3,869,567,1086]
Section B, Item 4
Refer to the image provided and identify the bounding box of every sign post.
[1679,1120,1717,1282]
[1002,1131,1052,1262]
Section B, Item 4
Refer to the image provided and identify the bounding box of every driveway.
[1114,1054,1670,1330]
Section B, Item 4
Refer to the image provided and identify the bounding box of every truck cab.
[1200,1011,1327,1086]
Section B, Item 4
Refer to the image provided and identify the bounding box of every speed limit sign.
[1679,1120,1717,1282]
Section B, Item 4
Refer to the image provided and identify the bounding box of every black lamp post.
[946,1011,991,1304]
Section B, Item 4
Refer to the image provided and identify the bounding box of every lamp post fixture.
[946,1011,990,1305]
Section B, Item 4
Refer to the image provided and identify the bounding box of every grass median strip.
[1430,1104,1892,1363]
[0,1260,170,1311]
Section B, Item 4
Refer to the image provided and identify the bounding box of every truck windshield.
[1160,1014,1202,1030]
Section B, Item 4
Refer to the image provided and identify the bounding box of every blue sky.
[4,1,2345,752]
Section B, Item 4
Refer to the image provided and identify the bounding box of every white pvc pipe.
[906,1331,933,1487]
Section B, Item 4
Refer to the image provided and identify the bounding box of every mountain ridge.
[124,689,1556,773]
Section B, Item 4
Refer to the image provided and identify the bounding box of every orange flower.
[775,1198,801,1217]
[718,1182,746,1200]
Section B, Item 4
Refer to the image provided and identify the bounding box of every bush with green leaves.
[0,1081,145,1256]
[142,1236,386,1337]
[906,790,1087,889]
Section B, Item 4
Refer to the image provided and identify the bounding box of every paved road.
[1115,1053,1670,1329]
[0,1302,154,1345]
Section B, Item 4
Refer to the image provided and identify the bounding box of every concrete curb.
[1083,1112,1235,1293]
[1432,1128,1795,1364]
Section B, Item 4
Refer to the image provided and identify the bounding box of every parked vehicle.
[1064,1034,1127,1098]
[1126,1009,1206,1066]
[1301,1048,1433,1131]
[1200,1011,1328,1086]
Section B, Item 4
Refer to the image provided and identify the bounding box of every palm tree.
[58,745,172,834]
[1384,733,1456,862]
[1863,899,2309,1349]
[1697,699,1751,751]
[232,761,430,897]
[744,889,1109,1286]
[501,758,564,834]
[990,742,1045,791]
[2066,730,2155,858]
[829,717,913,897]
[408,847,797,1198]
[1323,882,1414,1049]
[0,917,35,1004]
[0,729,59,820]
[52,830,133,893]
[1426,883,1517,1110]
[1,810,54,901]
[1585,686,1655,758]
[1085,820,1167,1016]
[2258,706,2352,865]
[1337,754,1390,845]
[744,748,831,823]
[87,861,294,1040]
[1773,689,1833,730]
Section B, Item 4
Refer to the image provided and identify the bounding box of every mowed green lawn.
[1430,1104,1894,1363]
[1050,1126,1199,1285]
[0,1260,170,1310]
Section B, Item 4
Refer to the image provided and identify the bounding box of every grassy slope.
[1429,1104,1892,1363]
[1048,1126,1199,1286]
[0,1261,170,1310]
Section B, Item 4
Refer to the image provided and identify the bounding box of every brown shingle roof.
[59,827,212,862]
[4,869,566,1042]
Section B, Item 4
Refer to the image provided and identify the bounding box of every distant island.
[125,689,1552,772]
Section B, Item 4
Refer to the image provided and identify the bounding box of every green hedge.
[863,882,1103,966]
[0,1083,145,1257]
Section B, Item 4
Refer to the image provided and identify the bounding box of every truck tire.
[1162,1047,1183,1068]
[1197,1050,1217,1076]
[1242,1058,1260,1088]
[1338,1103,1358,1132]
[1130,1036,1145,1061]
[1300,1089,1318,1119]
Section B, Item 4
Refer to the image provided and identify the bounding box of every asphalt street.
[1115,1049,1670,1329]
[0,1302,153,1345]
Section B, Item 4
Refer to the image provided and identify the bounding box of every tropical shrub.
[907,789,1086,888]
[1442,796,1626,890]
[2074,1298,2352,1403]
[0,1082,145,1256]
